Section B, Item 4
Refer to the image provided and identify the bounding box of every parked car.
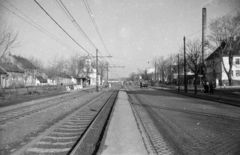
[140,81,148,88]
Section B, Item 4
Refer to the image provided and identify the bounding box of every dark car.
[140,81,148,88]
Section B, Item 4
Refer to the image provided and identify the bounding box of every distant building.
[205,42,240,86]
[8,54,38,86]
[147,67,155,74]
[0,67,7,88]
[0,62,24,88]
[171,64,194,85]
[75,56,98,87]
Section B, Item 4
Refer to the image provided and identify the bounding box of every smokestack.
[202,8,206,67]
[202,7,207,81]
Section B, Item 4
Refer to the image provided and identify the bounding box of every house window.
[236,70,240,77]
[236,58,240,65]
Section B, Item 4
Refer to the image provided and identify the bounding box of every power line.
[82,0,119,73]
[186,5,240,38]
[82,0,110,56]
[2,1,115,77]
[55,0,97,49]
[0,2,78,54]
[55,0,110,67]
[34,0,92,55]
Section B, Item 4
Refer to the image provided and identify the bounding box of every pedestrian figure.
[209,82,214,94]
[204,82,209,93]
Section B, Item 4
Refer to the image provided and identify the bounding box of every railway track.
[0,88,96,125]
[10,90,118,155]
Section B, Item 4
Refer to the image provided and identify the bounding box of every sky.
[0,0,240,79]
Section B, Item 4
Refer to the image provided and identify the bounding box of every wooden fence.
[0,84,77,100]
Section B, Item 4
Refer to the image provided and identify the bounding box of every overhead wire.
[186,5,240,38]
[82,0,120,76]
[82,0,109,55]
[82,0,112,58]
[55,0,97,50]
[55,0,109,67]
[34,0,92,56]
[0,2,79,54]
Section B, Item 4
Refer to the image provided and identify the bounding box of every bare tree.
[208,12,240,86]
[165,54,177,84]
[28,56,44,70]
[179,38,202,94]
[152,56,168,83]
[128,72,137,82]
[0,23,19,61]
[67,54,86,77]
[47,55,67,78]
[98,61,108,84]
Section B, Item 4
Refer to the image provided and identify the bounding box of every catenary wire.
[57,0,111,63]
[34,0,92,56]
[56,0,98,50]
[186,5,240,38]
[0,2,79,54]
[82,0,118,74]
[55,0,110,67]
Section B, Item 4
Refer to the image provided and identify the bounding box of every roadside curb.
[152,87,240,107]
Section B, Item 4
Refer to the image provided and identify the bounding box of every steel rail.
[0,88,97,124]
[69,90,118,155]
[11,90,110,155]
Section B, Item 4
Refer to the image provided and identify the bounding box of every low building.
[0,67,7,88]
[0,62,25,88]
[36,75,48,85]
[8,54,38,86]
[56,72,74,85]
[205,43,240,86]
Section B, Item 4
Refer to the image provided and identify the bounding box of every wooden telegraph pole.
[107,62,108,85]
[184,36,187,93]
[92,50,112,92]
[155,61,156,84]
[96,49,99,92]
[178,54,180,92]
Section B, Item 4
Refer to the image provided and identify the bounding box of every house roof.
[206,41,240,61]
[12,55,37,69]
[0,62,24,73]
[0,67,7,74]
[58,72,72,79]
[36,75,47,83]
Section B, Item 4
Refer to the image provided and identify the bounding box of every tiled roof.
[58,72,72,79]
[12,55,37,69]
[206,41,240,61]
[0,62,24,73]
[36,75,47,83]
[0,67,7,74]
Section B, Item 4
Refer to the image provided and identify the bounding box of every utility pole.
[92,52,112,92]
[96,49,99,92]
[107,62,108,85]
[155,61,156,85]
[178,54,180,92]
[202,8,207,81]
[162,64,164,89]
[184,36,187,93]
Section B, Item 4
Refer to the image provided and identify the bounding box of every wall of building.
[221,57,240,81]
[206,56,240,86]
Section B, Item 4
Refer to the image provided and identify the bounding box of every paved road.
[127,85,240,155]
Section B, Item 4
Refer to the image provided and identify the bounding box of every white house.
[206,45,240,86]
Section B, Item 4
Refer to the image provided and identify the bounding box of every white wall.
[221,56,240,80]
